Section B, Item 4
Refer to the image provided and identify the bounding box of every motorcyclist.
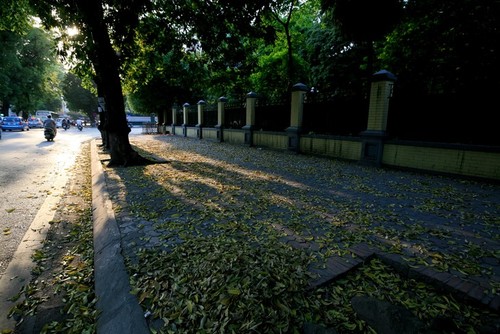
[43,115,57,135]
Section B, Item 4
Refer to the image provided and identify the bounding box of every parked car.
[55,119,63,128]
[28,118,43,128]
[1,117,29,131]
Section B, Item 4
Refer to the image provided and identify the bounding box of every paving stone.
[488,295,500,312]
[377,252,409,275]
[408,265,437,282]
[455,280,477,295]
[91,136,500,332]
[428,271,453,286]
[467,285,487,301]
[348,243,376,259]
[480,294,493,306]
[288,239,312,249]
[351,296,428,334]
[324,256,360,276]
[308,256,362,288]
[444,276,464,290]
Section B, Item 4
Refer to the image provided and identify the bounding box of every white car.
[55,119,63,128]
[28,118,44,128]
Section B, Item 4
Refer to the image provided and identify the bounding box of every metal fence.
[142,122,157,134]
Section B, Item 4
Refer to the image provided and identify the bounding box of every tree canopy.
[1,0,499,146]
[0,27,63,117]
[62,72,98,120]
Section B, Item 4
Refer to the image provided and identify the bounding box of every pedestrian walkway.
[92,135,500,333]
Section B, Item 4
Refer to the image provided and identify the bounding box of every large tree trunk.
[77,0,147,166]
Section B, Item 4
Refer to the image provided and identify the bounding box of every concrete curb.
[91,140,149,334]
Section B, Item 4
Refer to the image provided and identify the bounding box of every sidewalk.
[92,135,500,333]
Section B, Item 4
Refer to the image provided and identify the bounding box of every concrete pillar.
[171,105,177,134]
[366,70,396,133]
[361,70,397,166]
[286,83,308,153]
[216,96,227,142]
[243,92,258,146]
[182,102,189,137]
[196,100,205,139]
[162,109,168,134]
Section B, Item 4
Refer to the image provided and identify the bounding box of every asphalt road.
[0,125,146,330]
[0,126,100,279]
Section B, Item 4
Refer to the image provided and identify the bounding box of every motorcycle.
[62,122,70,130]
[77,124,83,131]
[44,127,56,141]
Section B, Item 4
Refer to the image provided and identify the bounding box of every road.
[0,125,146,329]
[0,125,146,280]
[0,126,101,279]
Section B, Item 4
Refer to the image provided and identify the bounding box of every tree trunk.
[1,100,10,116]
[76,0,147,166]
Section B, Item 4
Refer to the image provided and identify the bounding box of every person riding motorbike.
[76,119,83,131]
[43,114,57,140]
[62,118,69,130]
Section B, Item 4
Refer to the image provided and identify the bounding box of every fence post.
[182,102,189,137]
[216,96,227,142]
[360,70,397,166]
[243,92,258,146]
[162,109,168,134]
[150,113,157,134]
[171,104,177,135]
[197,100,205,139]
[286,83,308,153]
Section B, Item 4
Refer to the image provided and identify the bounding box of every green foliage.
[250,48,307,101]
[62,72,97,119]
[248,0,316,100]
[379,0,500,97]
[0,27,64,117]
[0,0,33,32]
[122,0,276,110]
[6,0,496,143]
[0,31,21,100]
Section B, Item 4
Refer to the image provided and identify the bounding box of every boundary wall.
[157,71,499,182]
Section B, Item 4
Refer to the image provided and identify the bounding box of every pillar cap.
[218,96,228,103]
[183,102,190,107]
[292,83,308,92]
[197,100,206,105]
[247,91,258,98]
[372,70,397,82]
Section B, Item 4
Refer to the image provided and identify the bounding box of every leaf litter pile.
[103,136,500,333]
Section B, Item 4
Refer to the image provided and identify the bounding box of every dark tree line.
[2,0,499,160]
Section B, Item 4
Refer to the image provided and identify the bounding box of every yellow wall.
[383,144,500,180]
[253,132,288,150]
[186,128,197,138]
[300,137,362,161]
[202,128,218,140]
[164,128,499,181]
[176,127,183,136]
[223,129,245,145]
